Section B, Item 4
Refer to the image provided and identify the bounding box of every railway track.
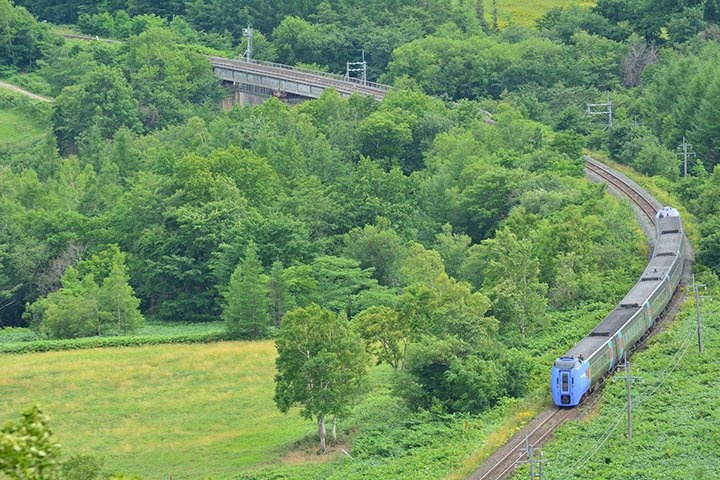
[466,407,575,480]
[209,56,390,100]
[584,157,660,225]
[466,158,685,480]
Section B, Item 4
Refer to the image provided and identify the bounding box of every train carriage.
[551,207,684,406]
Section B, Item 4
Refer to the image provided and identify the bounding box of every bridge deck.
[210,56,390,100]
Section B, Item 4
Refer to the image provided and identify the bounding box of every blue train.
[551,207,685,406]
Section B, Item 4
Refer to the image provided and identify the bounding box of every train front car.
[655,206,683,237]
[551,356,591,406]
[551,206,685,408]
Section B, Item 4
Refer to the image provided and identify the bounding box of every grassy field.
[0,108,45,145]
[488,0,596,26]
[0,341,315,479]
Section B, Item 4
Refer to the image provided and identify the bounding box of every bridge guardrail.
[208,56,391,92]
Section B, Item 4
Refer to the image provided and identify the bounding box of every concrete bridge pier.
[219,82,306,109]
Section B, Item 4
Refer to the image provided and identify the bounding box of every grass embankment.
[0,341,314,479]
[0,89,49,146]
[0,108,44,144]
[487,0,596,26]
[0,322,227,353]
[512,292,720,479]
[587,150,700,244]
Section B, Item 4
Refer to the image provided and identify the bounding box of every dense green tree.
[274,304,368,452]
[222,243,270,339]
[433,223,471,281]
[454,164,520,242]
[399,241,445,287]
[23,244,143,338]
[343,219,406,287]
[280,263,317,310]
[0,0,53,69]
[122,27,223,130]
[25,267,101,338]
[53,65,141,153]
[354,305,409,371]
[481,228,548,338]
[331,157,416,232]
[692,73,720,166]
[267,261,288,328]
[0,405,61,480]
[357,110,413,164]
[311,255,376,318]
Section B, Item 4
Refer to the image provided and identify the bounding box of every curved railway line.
[466,158,689,480]
[45,37,691,476]
[585,157,661,224]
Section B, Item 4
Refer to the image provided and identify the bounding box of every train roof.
[654,232,683,256]
[657,214,682,235]
[620,275,664,306]
[589,303,640,337]
[642,255,675,279]
[566,335,609,360]
[656,206,680,219]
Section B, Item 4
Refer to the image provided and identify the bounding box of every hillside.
[0,342,313,479]
[2,0,720,479]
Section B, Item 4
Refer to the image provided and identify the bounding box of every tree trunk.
[332,415,337,444]
[317,414,326,453]
[476,0,487,28]
[491,0,498,31]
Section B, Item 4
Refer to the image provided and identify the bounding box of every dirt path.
[0,81,53,103]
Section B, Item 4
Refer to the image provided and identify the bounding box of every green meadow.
[489,0,596,26]
[0,107,45,145]
[0,341,315,479]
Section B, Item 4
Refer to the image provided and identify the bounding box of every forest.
[1,0,720,478]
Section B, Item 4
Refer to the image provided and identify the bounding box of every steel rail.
[467,158,681,480]
[585,157,658,224]
[472,408,575,480]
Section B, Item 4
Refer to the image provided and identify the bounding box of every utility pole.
[677,137,696,176]
[521,436,544,479]
[346,50,367,85]
[692,273,711,353]
[586,93,613,128]
[242,26,253,61]
[624,352,632,441]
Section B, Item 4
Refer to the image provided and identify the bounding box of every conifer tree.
[222,243,270,339]
[692,74,720,166]
[98,256,144,334]
[267,261,287,328]
[476,0,487,30]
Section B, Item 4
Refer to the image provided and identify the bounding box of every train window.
[562,372,569,391]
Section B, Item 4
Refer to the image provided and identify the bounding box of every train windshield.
[561,372,569,392]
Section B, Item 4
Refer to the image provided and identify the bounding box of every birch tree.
[274,304,368,453]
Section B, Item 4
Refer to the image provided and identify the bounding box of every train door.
[560,370,571,404]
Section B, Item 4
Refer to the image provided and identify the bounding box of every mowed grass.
[487,0,596,26]
[0,341,315,479]
[0,108,45,145]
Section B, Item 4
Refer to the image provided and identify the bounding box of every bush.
[60,455,104,480]
[0,331,229,354]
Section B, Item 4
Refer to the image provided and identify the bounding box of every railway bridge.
[62,34,391,105]
[210,56,391,105]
